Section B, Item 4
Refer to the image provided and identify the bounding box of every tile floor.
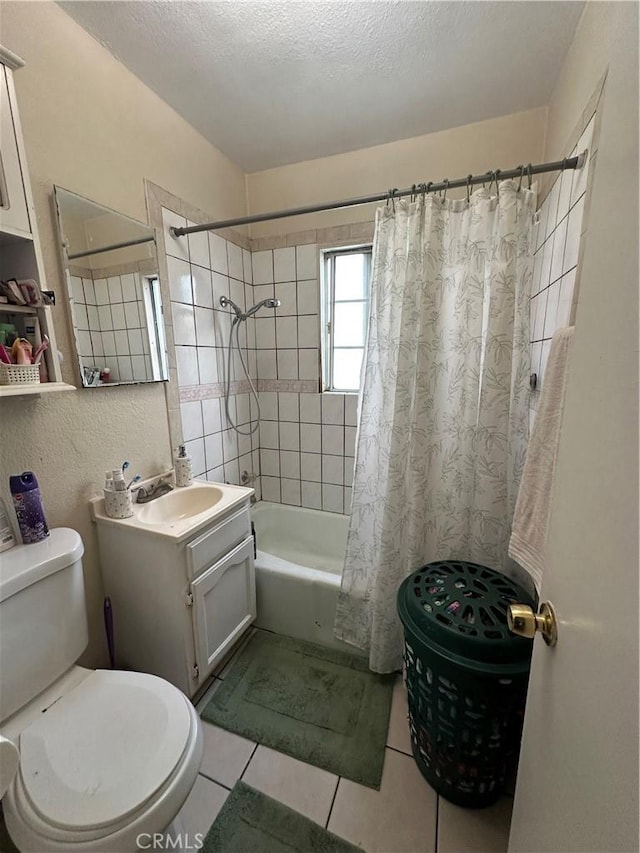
[180,630,514,853]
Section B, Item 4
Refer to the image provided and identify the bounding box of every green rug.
[202,782,360,853]
[201,631,393,788]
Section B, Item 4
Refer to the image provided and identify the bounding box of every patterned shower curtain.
[334,181,536,673]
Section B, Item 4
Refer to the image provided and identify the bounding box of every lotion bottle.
[175,445,192,488]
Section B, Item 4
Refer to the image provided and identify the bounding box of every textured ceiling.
[58,1,583,172]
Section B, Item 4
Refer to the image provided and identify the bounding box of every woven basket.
[0,363,41,386]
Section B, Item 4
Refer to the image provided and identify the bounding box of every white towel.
[508,326,574,592]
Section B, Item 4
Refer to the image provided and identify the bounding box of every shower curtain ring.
[426,181,433,196]
[517,165,524,192]
[494,169,501,201]
[466,174,473,204]
[388,188,398,211]
[442,179,449,202]
[527,164,533,189]
[410,184,417,202]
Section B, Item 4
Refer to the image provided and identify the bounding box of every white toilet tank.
[0,528,89,722]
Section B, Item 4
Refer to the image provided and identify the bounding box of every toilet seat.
[3,670,203,852]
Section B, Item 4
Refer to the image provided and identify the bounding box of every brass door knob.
[507,601,558,647]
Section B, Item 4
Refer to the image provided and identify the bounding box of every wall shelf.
[0,381,75,398]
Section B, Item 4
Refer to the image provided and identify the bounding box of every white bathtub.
[251,501,358,652]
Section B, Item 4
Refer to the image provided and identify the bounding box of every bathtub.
[252,501,358,653]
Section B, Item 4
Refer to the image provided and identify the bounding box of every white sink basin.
[90,479,254,541]
[135,485,223,524]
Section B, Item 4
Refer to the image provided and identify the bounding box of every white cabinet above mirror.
[54,186,169,388]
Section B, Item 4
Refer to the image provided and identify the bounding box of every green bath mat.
[201,631,393,788]
[202,782,360,853]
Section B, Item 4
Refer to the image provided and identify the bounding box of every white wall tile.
[261,476,281,502]
[227,241,244,281]
[275,281,297,315]
[212,272,229,306]
[192,265,214,309]
[300,423,321,453]
[195,307,216,347]
[162,208,189,261]
[277,350,298,380]
[209,233,228,275]
[550,217,567,285]
[563,196,585,273]
[571,116,595,205]
[185,437,206,476]
[255,317,276,349]
[181,401,203,442]
[296,244,318,280]
[301,480,322,509]
[322,483,343,514]
[111,303,125,330]
[121,274,137,302]
[124,302,140,328]
[539,234,553,293]
[322,424,344,455]
[98,304,113,331]
[532,289,548,341]
[128,328,144,355]
[281,478,301,506]
[300,452,321,482]
[299,349,319,381]
[344,395,358,426]
[175,346,199,386]
[344,456,355,486]
[102,330,116,356]
[172,302,196,345]
[260,420,279,449]
[167,256,193,304]
[204,433,224,470]
[279,421,300,451]
[297,280,319,314]
[82,277,96,305]
[258,350,277,380]
[131,355,147,381]
[322,454,343,485]
[278,392,299,422]
[276,316,298,349]
[202,398,222,435]
[544,179,560,241]
[94,278,109,305]
[300,393,321,423]
[344,425,357,456]
[188,228,210,269]
[557,270,576,327]
[253,250,274,285]
[322,394,344,424]
[297,315,320,348]
[557,168,573,223]
[198,347,218,384]
[224,459,240,485]
[259,391,278,420]
[242,248,253,284]
[543,281,561,338]
[260,449,280,477]
[280,450,301,480]
[274,247,296,283]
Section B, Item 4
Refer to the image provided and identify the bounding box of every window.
[321,246,372,392]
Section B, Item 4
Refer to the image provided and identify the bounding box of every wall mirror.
[54,186,168,387]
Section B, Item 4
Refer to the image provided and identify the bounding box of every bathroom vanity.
[91,480,255,697]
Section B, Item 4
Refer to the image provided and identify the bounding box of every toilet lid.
[19,670,192,831]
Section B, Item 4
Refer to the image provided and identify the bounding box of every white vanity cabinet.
[94,497,256,698]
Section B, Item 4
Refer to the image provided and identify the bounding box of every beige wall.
[0,1,247,667]
[246,107,547,237]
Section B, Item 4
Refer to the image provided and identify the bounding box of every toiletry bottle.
[112,469,126,491]
[175,445,192,488]
[104,471,114,491]
[9,472,49,544]
[0,498,16,552]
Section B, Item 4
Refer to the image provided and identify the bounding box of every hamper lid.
[397,560,536,665]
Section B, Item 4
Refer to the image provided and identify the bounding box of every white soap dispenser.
[175,445,192,488]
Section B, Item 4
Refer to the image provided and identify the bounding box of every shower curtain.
[334,181,536,673]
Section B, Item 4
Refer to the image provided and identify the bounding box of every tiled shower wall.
[529,108,597,426]
[162,207,262,495]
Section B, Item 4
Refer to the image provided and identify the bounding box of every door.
[508,9,638,852]
[0,66,31,237]
[190,536,256,680]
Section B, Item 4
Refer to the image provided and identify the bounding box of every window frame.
[321,244,372,393]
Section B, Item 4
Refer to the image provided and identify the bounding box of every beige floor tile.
[200,721,256,788]
[243,745,339,826]
[437,796,513,853]
[328,747,437,853]
[386,677,412,756]
[177,774,228,841]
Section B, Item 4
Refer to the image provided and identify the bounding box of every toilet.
[0,528,203,852]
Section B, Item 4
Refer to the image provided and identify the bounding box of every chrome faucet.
[135,475,174,504]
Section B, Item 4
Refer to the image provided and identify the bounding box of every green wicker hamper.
[397,560,535,808]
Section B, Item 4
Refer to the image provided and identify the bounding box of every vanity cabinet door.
[0,66,31,237]
[190,536,256,679]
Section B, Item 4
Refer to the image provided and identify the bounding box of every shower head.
[244,298,281,318]
[219,295,243,318]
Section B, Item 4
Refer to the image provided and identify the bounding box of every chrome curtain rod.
[171,153,586,238]
[67,235,155,261]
